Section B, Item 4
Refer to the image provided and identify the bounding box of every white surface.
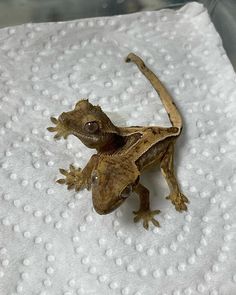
[0,2,236,295]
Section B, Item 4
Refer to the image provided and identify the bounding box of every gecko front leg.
[160,143,189,212]
[57,165,84,191]
[57,155,98,192]
[47,117,71,140]
[133,183,161,230]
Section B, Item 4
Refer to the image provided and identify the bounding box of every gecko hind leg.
[160,143,189,212]
[133,183,161,230]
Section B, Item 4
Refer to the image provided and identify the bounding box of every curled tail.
[125,53,182,131]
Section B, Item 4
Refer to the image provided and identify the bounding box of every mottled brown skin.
[48,53,189,230]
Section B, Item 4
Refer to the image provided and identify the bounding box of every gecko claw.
[47,116,70,140]
[57,165,84,192]
[59,168,68,175]
[133,209,161,230]
[166,192,189,212]
[151,218,161,228]
[47,127,57,132]
[50,116,58,124]
[56,178,66,184]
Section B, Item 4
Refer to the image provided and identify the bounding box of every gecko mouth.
[94,199,125,215]
[57,117,99,141]
[71,130,100,142]
[96,186,132,215]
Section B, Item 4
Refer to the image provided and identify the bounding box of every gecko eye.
[91,171,99,186]
[121,185,132,199]
[84,121,99,133]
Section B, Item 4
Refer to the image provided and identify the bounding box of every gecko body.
[48,53,189,229]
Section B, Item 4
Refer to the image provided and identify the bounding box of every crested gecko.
[48,53,189,230]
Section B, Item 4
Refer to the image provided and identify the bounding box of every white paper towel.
[0,2,236,295]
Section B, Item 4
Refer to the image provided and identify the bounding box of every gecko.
[47,53,189,230]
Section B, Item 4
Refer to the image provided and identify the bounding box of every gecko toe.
[153,209,161,214]
[56,178,66,184]
[69,164,75,171]
[151,218,160,227]
[59,168,68,175]
[133,213,141,223]
[54,134,62,140]
[167,192,189,212]
[133,209,161,230]
[143,220,149,230]
[50,117,58,124]
[47,127,57,132]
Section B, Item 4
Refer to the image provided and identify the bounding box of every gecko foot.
[57,164,84,191]
[133,209,161,230]
[47,117,70,140]
[166,192,189,212]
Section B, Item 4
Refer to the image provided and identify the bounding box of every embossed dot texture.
[0,3,236,295]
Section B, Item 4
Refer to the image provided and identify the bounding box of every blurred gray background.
[0,0,235,70]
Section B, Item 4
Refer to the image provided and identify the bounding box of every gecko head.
[91,157,140,215]
[58,99,119,149]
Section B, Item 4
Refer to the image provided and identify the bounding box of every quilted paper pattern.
[0,2,236,295]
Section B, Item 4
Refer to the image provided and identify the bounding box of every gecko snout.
[92,196,125,215]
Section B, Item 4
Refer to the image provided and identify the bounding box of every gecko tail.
[125,53,182,131]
